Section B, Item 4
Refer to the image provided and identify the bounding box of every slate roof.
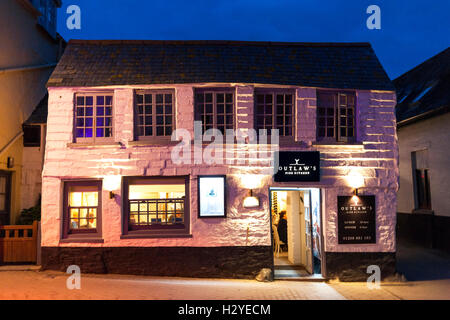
[47,40,393,91]
[24,94,48,125]
[394,47,450,124]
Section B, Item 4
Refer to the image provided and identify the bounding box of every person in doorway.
[277,211,288,249]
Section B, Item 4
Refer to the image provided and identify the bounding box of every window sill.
[60,238,104,244]
[312,141,364,149]
[67,142,122,149]
[121,233,192,239]
[128,140,180,147]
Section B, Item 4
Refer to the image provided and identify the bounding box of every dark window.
[255,90,294,137]
[32,0,57,38]
[123,176,190,235]
[62,180,102,239]
[317,91,356,142]
[412,150,431,210]
[135,90,174,139]
[195,89,234,134]
[75,93,113,143]
[23,125,41,147]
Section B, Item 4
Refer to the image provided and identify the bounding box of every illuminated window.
[317,91,356,142]
[195,89,234,134]
[75,93,113,143]
[255,90,294,137]
[123,177,189,234]
[63,181,102,238]
[135,90,175,139]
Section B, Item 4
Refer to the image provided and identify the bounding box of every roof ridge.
[393,47,450,83]
[67,39,372,47]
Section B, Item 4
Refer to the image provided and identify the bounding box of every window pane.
[69,187,98,206]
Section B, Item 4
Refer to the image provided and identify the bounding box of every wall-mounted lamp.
[347,170,364,196]
[103,175,121,200]
[243,189,260,208]
[7,157,14,169]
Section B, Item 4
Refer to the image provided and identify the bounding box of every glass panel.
[69,187,98,206]
[70,208,79,218]
[79,219,88,228]
[129,184,185,200]
[96,96,104,105]
[70,219,79,229]
[85,128,93,138]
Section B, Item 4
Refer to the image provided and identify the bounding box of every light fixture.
[243,189,260,208]
[7,157,14,169]
[347,170,364,196]
[103,175,121,200]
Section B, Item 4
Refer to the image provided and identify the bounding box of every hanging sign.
[338,195,376,244]
[274,151,320,182]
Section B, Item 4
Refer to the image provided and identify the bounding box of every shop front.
[41,40,398,281]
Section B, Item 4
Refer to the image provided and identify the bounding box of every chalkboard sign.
[274,151,320,182]
[338,195,376,244]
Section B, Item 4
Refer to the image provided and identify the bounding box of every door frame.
[269,187,325,275]
[0,170,12,225]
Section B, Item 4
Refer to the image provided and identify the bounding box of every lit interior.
[129,184,185,200]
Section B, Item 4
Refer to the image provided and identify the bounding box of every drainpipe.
[0,132,24,158]
[0,63,57,75]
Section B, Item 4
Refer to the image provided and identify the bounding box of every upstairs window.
[75,93,113,143]
[317,91,356,143]
[32,0,58,38]
[195,89,234,134]
[23,125,41,147]
[134,90,175,139]
[255,90,294,137]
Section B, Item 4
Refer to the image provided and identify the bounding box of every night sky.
[57,0,450,80]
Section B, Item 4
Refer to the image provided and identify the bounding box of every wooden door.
[0,171,11,225]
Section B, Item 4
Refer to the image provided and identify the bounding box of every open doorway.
[270,188,323,279]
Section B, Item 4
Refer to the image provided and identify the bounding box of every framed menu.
[338,195,376,244]
[198,176,226,218]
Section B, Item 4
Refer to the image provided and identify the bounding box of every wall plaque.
[338,195,376,244]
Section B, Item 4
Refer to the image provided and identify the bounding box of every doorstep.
[0,265,41,272]
[274,266,326,282]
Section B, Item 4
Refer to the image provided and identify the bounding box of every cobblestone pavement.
[0,270,449,300]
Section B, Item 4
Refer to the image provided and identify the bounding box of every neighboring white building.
[395,47,450,252]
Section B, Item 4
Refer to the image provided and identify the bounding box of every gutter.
[0,132,24,158]
[0,63,57,75]
[397,105,450,128]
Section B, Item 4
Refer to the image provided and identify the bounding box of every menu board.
[198,176,226,218]
[337,195,376,244]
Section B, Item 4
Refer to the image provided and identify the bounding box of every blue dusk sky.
[57,0,450,80]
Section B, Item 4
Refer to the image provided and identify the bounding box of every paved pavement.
[0,240,448,300]
[0,270,449,300]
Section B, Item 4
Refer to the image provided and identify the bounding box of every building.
[0,0,64,225]
[395,47,450,253]
[41,40,398,281]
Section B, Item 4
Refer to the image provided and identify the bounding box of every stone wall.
[41,245,273,279]
[42,85,398,257]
